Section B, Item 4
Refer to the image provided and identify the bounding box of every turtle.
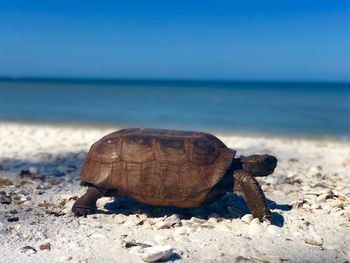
[72,128,277,221]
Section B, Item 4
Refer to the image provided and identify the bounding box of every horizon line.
[1,76,350,85]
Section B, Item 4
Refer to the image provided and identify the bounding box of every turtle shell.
[80,128,236,208]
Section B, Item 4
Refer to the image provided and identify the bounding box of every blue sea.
[0,78,349,137]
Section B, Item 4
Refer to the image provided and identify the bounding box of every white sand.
[0,122,350,263]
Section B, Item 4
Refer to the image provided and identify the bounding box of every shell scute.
[141,161,162,197]
[190,137,220,165]
[156,137,188,163]
[179,162,207,196]
[90,137,121,163]
[122,135,155,162]
[126,162,142,195]
[160,163,182,199]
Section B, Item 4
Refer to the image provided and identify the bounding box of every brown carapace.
[72,128,277,221]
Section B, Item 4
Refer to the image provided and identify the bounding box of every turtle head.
[240,154,277,177]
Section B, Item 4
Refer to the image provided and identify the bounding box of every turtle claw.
[264,211,273,223]
[72,187,103,217]
[72,204,95,217]
[256,210,272,223]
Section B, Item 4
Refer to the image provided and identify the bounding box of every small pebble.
[250,218,260,225]
[154,222,170,229]
[174,227,188,236]
[174,226,195,236]
[39,242,51,251]
[262,220,271,228]
[60,255,73,262]
[146,218,162,226]
[20,246,37,254]
[330,207,342,214]
[200,222,215,229]
[334,210,346,217]
[309,166,322,174]
[0,193,11,204]
[7,217,19,222]
[304,238,323,246]
[136,245,173,262]
[305,228,324,246]
[23,200,34,206]
[189,217,207,224]
[241,214,253,224]
[14,189,27,195]
[310,203,321,209]
[207,218,217,224]
[248,219,264,234]
[317,193,330,203]
[338,195,347,202]
[29,167,38,175]
[248,223,265,235]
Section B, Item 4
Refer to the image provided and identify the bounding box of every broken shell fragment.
[136,245,173,262]
[39,242,51,251]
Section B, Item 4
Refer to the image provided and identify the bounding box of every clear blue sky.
[1,0,349,81]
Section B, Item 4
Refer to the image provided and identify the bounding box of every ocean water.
[0,78,349,137]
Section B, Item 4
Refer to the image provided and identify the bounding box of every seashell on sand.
[154,214,181,229]
[248,218,265,234]
[136,245,173,262]
[250,218,260,225]
[189,217,207,224]
[174,226,195,236]
[241,214,253,224]
[304,238,323,246]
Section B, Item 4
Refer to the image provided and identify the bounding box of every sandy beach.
[1,122,350,263]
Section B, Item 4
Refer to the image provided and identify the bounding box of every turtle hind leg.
[233,170,272,222]
[72,187,104,217]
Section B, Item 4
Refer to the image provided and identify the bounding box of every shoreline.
[0,120,349,143]
[1,122,350,262]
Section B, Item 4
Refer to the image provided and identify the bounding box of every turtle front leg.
[72,187,104,217]
[233,170,272,222]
